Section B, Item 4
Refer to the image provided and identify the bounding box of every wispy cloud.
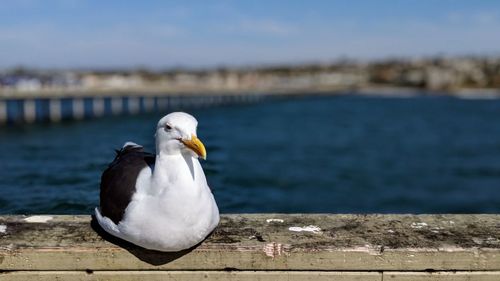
[446,10,500,25]
[232,19,297,36]
[0,1,499,68]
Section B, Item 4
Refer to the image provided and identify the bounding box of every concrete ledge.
[1,214,500,280]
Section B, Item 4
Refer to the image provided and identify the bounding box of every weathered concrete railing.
[1,214,499,280]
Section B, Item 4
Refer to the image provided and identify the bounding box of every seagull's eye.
[165,124,172,131]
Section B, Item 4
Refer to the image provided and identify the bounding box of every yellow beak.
[181,135,207,160]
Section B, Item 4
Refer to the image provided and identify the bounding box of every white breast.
[114,154,219,251]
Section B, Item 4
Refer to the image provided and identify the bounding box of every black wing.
[99,144,155,224]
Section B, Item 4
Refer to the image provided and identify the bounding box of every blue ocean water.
[1,94,499,214]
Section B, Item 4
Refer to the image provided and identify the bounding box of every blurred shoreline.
[1,56,499,99]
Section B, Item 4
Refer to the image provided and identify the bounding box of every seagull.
[95,112,219,252]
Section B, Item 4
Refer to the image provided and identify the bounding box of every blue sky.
[0,0,499,69]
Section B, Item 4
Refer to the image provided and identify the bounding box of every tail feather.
[95,207,121,235]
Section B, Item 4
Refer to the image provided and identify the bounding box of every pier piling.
[0,93,264,125]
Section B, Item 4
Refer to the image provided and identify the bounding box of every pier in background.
[0,93,264,125]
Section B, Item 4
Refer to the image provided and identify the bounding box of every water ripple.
[1,96,500,214]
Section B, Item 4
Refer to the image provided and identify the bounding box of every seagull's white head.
[155,112,206,160]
